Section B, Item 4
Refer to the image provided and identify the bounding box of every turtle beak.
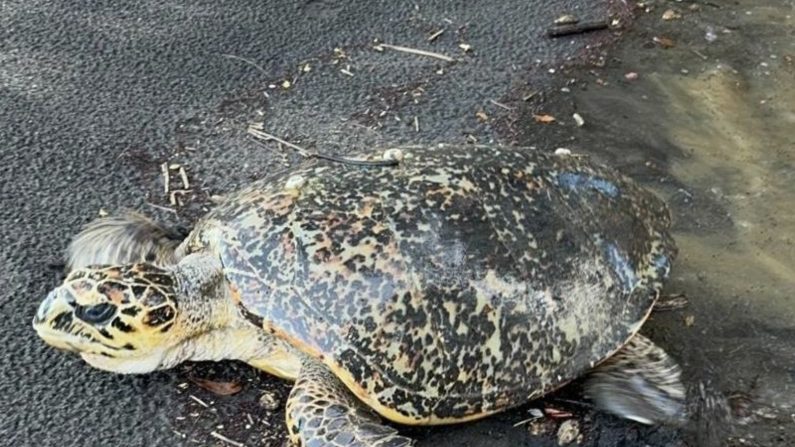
[32,287,80,350]
[34,289,60,325]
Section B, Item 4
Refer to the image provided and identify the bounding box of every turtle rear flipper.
[286,359,414,447]
[66,212,185,270]
[586,333,687,426]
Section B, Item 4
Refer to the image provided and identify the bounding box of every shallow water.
[516,1,794,444]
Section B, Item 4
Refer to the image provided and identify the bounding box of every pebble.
[284,175,306,190]
[259,391,280,410]
[662,9,681,21]
[557,419,581,445]
[382,148,404,162]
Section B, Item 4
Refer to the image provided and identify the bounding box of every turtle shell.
[186,146,676,424]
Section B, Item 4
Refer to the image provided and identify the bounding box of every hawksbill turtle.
[34,145,684,446]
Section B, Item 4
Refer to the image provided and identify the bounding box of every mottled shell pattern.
[182,145,676,424]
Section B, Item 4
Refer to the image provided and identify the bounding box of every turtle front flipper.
[66,213,185,270]
[286,359,414,447]
[586,333,687,426]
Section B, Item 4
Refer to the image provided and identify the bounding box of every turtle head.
[33,264,183,373]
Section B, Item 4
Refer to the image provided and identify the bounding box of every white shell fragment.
[554,148,572,156]
[284,174,306,190]
[382,148,405,162]
[572,113,585,127]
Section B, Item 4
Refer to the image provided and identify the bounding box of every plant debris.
[247,127,399,167]
[653,36,675,48]
[210,431,244,447]
[534,114,557,124]
[547,20,609,38]
[190,378,243,396]
[375,43,455,62]
[554,15,579,26]
[544,407,574,419]
[427,29,445,42]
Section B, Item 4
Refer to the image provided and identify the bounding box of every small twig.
[161,163,170,194]
[169,189,192,206]
[247,127,399,167]
[547,20,609,38]
[210,431,245,447]
[178,166,190,189]
[189,395,210,408]
[414,116,420,132]
[427,29,445,42]
[377,44,455,62]
[488,99,514,111]
[245,413,255,426]
[512,416,542,427]
[146,202,178,214]
[220,54,268,75]
[690,48,709,60]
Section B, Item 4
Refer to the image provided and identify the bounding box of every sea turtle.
[34,145,685,446]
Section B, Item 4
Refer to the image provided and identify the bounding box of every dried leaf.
[653,36,675,48]
[190,378,243,396]
[534,114,556,124]
[544,407,574,419]
[475,110,489,122]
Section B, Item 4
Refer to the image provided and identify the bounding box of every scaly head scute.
[33,263,192,373]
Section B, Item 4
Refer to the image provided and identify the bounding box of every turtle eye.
[74,303,117,325]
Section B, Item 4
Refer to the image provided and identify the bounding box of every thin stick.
[146,202,177,214]
[414,116,420,132]
[547,20,609,38]
[189,395,210,408]
[512,416,541,427]
[489,99,514,110]
[210,431,244,447]
[427,29,445,42]
[169,189,191,206]
[221,54,268,75]
[161,163,170,194]
[247,127,399,167]
[178,166,190,189]
[690,48,708,60]
[378,44,455,62]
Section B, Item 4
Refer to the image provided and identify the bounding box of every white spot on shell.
[284,175,305,190]
[383,148,404,161]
